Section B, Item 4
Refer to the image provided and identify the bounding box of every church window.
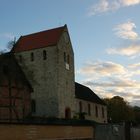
[88,103,91,116]
[31,52,34,61]
[102,107,105,118]
[79,101,82,113]
[43,50,47,60]
[31,99,36,113]
[67,55,70,64]
[64,52,66,62]
[95,105,98,118]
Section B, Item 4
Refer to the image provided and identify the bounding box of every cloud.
[84,77,140,88]
[88,0,140,16]
[120,0,140,6]
[114,21,139,40]
[83,79,140,106]
[77,60,140,106]
[88,0,120,16]
[129,62,140,69]
[78,60,126,77]
[107,44,140,57]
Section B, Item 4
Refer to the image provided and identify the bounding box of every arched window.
[43,50,47,60]
[102,107,105,118]
[88,103,91,116]
[64,52,66,62]
[79,101,82,113]
[65,108,71,119]
[31,99,36,113]
[95,105,98,118]
[67,55,70,64]
[31,52,34,61]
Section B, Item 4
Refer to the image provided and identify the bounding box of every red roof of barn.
[12,25,66,52]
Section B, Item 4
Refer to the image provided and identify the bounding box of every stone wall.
[95,123,125,140]
[14,28,76,119]
[0,124,94,140]
[15,46,59,117]
[75,99,107,123]
[131,127,140,140]
[57,28,75,118]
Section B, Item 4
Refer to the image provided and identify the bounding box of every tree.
[7,40,15,51]
[104,96,135,123]
[133,106,140,123]
[0,39,15,54]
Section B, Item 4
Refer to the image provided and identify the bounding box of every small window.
[19,55,22,62]
[43,50,47,60]
[31,52,34,61]
[102,107,105,118]
[79,101,82,113]
[31,99,36,113]
[67,55,70,64]
[95,105,98,118]
[64,52,66,62]
[88,104,91,116]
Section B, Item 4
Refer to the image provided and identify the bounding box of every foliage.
[73,112,87,120]
[104,96,135,123]
[133,106,140,123]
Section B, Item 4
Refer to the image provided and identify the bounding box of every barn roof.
[75,82,106,105]
[12,25,66,52]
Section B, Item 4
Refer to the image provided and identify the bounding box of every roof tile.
[12,25,65,52]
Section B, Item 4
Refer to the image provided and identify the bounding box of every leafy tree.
[104,96,135,123]
[133,106,140,123]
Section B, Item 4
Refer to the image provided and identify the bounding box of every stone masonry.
[14,26,75,118]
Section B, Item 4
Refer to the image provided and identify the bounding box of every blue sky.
[1,0,140,106]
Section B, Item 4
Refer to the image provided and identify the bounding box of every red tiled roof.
[12,25,65,52]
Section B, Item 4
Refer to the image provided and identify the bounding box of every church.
[0,25,107,123]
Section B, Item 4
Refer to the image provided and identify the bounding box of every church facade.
[11,25,107,123]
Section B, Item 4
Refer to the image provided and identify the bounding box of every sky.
[0,0,140,106]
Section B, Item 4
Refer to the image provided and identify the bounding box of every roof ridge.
[12,24,66,52]
[21,25,65,38]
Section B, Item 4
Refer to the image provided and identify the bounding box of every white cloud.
[77,60,140,106]
[88,0,140,15]
[114,21,139,40]
[78,60,126,76]
[120,0,140,6]
[129,62,140,69]
[88,0,120,16]
[82,78,140,106]
[107,44,140,57]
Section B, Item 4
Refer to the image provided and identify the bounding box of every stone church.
[11,25,107,123]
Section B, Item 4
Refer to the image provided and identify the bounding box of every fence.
[95,123,125,140]
[131,127,140,140]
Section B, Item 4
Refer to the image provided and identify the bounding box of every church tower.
[12,25,75,118]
